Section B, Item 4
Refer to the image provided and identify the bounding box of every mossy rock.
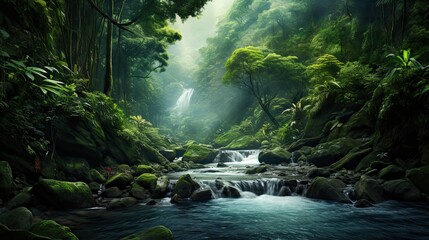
[307,137,361,167]
[0,161,13,198]
[245,165,268,174]
[0,207,33,230]
[134,165,155,176]
[136,173,158,192]
[225,135,259,150]
[152,176,170,199]
[307,168,331,179]
[6,191,33,209]
[59,157,92,183]
[117,164,134,174]
[331,148,372,170]
[106,197,137,210]
[130,183,150,200]
[191,188,213,202]
[354,178,385,203]
[382,179,421,202]
[32,179,94,210]
[30,220,78,240]
[159,150,176,162]
[0,224,50,240]
[105,173,134,189]
[182,144,219,164]
[378,165,405,181]
[172,174,200,198]
[120,225,173,240]
[306,177,350,203]
[406,166,429,194]
[258,147,291,164]
[90,169,106,183]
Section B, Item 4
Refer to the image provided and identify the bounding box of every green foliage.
[386,49,425,79]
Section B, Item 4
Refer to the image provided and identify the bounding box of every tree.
[223,46,304,128]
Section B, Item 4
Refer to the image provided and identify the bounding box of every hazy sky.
[168,1,235,70]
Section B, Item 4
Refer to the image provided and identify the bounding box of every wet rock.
[354,178,385,203]
[216,151,243,163]
[217,162,228,168]
[406,166,429,194]
[106,197,137,210]
[170,194,183,204]
[134,165,155,176]
[136,173,158,192]
[88,182,101,193]
[152,176,169,199]
[0,161,13,199]
[331,148,372,170]
[90,169,106,183]
[245,165,268,174]
[0,224,49,240]
[307,167,331,178]
[306,138,361,167]
[172,174,200,198]
[6,191,33,209]
[383,179,421,202]
[182,144,219,164]
[105,173,134,189]
[120,225,173,240]
[174,147,187,157]
[30,220,78,240]
[306,177,350,203]
[258,147,291,164]
[278,186,292,196]
[32,179,94,210]
[354,199,373,208]
[130,183,150,200]
[0,207,33,230]
[103,187,122,198]
[191,188,213,201]
[160,150,176,162]
[221,186,241,198]
[379,165,405,181]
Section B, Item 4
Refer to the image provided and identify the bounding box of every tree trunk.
[258,98,280,128]
[104,0,114,96]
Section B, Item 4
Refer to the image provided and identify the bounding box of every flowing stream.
[59,150,429,240]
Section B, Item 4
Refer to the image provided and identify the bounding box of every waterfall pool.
[67,196,429,240]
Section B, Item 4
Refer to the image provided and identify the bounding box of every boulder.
[30,220,78,240]
[174,147,186,157]
[225,135,259,150]
[90,169,106,183]
[102,187,123,198]
[117,164,134,174]
[107,197,137,210]
[278,186,292,196]
[354,199,373,208]
[306,177,350,203]
[136,173,158,192]
[32,179,94,210]
[370,160,390,170]
[170,194,183,204]
[159,150,176,162]
[245,165,268,174]
[221,186,241,198]
[105,173,134,189]
[406,166,429,194]
[217,163,228,168]
[88,182,101,193]
[130,183,150,200]
[0,161,13,198]
[191,188,213,201]
[0,207,33,230]
[382,179,421,202]
[120,225,173,240]
[307,168,331,179]
[6,191,33,209]
[0,224,49,240]
[60,157,92,183]
[354,178,385,203]
[306,138,361,167]
[378,165,405,181]
[216,151,243,163]
[182,144,219,164]
[331,148,372,170]
[258,147,291,164]
[287,136,322,152]
[172,174,200,198]
[134,165,155,176]
[152,176,169,199]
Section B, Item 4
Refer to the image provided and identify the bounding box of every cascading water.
[174,88,194,114]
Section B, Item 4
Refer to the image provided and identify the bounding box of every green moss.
[182,144,218,164]
[30,220,78,240]
[135,165,155,176]
[105,173,134,189]
[120,225,173,240]
[135,173,157,191]
[226,135,259,150]
[0,224,50,240]
[90,169,106,183]
[172,174,200,198]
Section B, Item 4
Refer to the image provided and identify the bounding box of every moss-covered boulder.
[32,179,94,210]
[136,173,158,192]
[152,176,170,199]
[105,173,134,189]
[159,150,176,162]
[182,144,219,164]
[191,187,213,201]
[258,147,291,164]
[0,207,33,230]
[406,166,429,194]
[226,135,259,150]
[307,138,361,167]
[90,169,106,183]
[330,148,372,170]
[0,161,13,198]
[354,178,385,203]
[120,225,173,240]
[130,183,150,200]
[106,197,138,210]
[307,168,331,179]
[306,177,350,203]
[378,165,405,181]
[382,179,421,202]
[30,220,78,240]
[59,157,92,183]
[0,224,50,240]
[134,165,155,176]
[172,174,200,198]
[221,186,241,198]
[6,191,33,209]
[102,187,122,198]
[245,165,268,174]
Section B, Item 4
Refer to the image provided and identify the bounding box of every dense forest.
[1,0,429,239]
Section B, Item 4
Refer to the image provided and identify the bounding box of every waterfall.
[175,88,194,113]
[213,150,260,163]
